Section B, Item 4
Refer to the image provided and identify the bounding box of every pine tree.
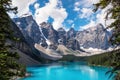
[94,0,120,45]
[94,0,120,79]
[0,0,25,79]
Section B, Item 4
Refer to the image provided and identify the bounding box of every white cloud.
[76,0,100,8]
[79,1,115,30]
[71,24,75,28]
[75,2,80,6]
[34,0,68,30]
[74,0,100,12]
[96,3,115,27]
[66,20,74,24]
[34,3,40,9]
[74,0,99,20]
[74,2,80,11]
[12,0,36,16]
[74,7,80,11]
[80,20,96,30]
[79,8,93,19]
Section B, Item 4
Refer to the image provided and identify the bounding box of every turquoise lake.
[22,62,114,80]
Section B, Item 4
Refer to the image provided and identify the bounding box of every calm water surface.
[22,62,114,80]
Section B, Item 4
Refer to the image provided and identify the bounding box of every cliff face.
[40,22,82,51]
[13,16,48,56]
[57,27,67,45]
[13,16,111,51]
[10,21,33,55]
[13,15,82,51]
[67,28,76,39]
[40,22,58,45]
[13,15,112,60]
[76,24,111,49]
[13,15,43,44]
[7,20,45,66]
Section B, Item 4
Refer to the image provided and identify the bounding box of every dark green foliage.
[115,72,120,80]
[94,0,120,45]
[0,0,25,79]
[0,0,17,13]
[87,50,117,66]
[94,0,120,79]
[59,54,86,61]
[87,49,120,79]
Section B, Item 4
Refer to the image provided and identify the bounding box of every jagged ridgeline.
[13,15,111,51]
[13,15,112,60]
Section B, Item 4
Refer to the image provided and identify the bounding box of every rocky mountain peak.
[86,23,105,32]
[13,15,112,60]
[57,27,66,32]
[67,27,76,39]
[57,27,66,45]
[76,23,111,49]
[95,23,105,31]
[14,15,34,29]
[40,22,53,29]
[69,27,75,32]
[39,22,58,45]
[20,12,32,18]
[13,15,44,44]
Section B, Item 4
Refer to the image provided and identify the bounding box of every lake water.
[22,62,114,80]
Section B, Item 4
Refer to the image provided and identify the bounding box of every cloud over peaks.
[80,20,96,30]
[12,0,36,16]
[34,0,68,30]
[79,8,93,19]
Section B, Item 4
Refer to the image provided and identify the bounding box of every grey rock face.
[67,28,76,39]
[65,28,82,51]
[13,16,45,43]
[66,38,81,51]
[9,21,43,65]
[57,27,81,51]
[13,15,81,51]
[13,15,47,48]
[40,23,80,51]
[57,27,67,45]
[76,24,111,49]
[40,22,58,44]
[13,15,111,57]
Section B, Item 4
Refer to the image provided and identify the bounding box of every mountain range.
[13,15,112,62]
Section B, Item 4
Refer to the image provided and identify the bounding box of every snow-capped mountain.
[40,22,58,46]
[13,15,112,60]
[13,15,48,50]
[76,24,111,50]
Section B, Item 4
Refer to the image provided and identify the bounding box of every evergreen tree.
[94,0,120,79]
[94,0,120,45]
[0,0,25,79]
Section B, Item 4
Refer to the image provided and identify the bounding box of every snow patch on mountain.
[39,25,51,47]
[20,13,32,18]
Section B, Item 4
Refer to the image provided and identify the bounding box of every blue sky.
[11,0,114,31]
